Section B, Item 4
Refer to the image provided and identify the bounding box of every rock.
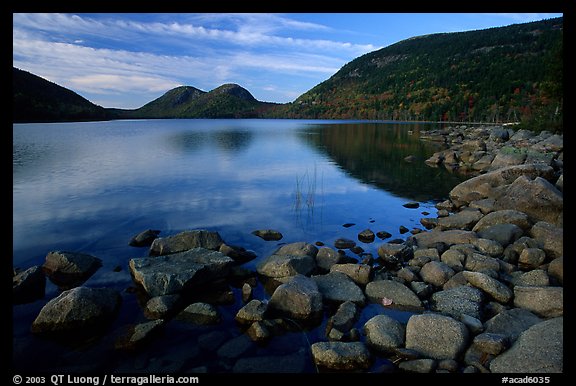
[365,280,423,311]
[436,209,483,231]
[42,251,103,290]
[13,265,45,304]
[275,242,318,257]
[494,176,563,226]
[547,257,563,284]
[490,317,563,373]
[232,351,307,373]
[251,229,283,241]
[241,282,252,302]
[363,314,405,353]
[419,261,455,287]
[529,221,563,260]
[472,210,531,232]
[440,249,466,272]
[129,229,161,247]
[315,247,344,271]
[484,308,543,342]
[398,359,437,373]
[408,230,478,249]
[471,332,509,356]
[143,294,181,319]
[329,263,371,286]
[463,252,501,274]
[377,243,413,265]
[129,247,234,297]
[518,248,546,269]
[403,202,420,209]
[513,286,563,318]
[311,341,371,371]
[357,229,375,243]
[218,244,257,264]
[462,271,513,304]
[268,274,323,321]
[376,230,392,240]
[489,147,527,169]
[149,230,224,256]
[430,286,485,320]
[448,164,555,208]
[235,299,268,325]
[471,238,504,257]
[256,254,316,278]
[477,223,524,248]
[312,272,365,306]
[326,301,358,339]
[245,321,271,342]
[511,270,550,287]
[405,313,469,360]
[177,302,221,325]
[334,238,356,250]
[115,320,164,350]
[31,287,121,335]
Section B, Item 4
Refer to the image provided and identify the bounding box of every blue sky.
[13,13,563,109]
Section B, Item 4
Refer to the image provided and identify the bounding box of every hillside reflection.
[300,122,467,202]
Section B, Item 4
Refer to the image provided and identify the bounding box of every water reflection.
[299,122,467,201]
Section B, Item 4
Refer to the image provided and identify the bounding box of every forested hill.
[13,67,111,122]
[270,17,563,131]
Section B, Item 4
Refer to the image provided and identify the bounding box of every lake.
[13,119,467,373]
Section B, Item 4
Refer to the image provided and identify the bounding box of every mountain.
[115,83,278,119]
[269,17,563,131]
[13,67,111,122]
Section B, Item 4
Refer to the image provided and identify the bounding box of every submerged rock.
[13,265,45,304]
[149,230,224,256]
[129,229,161,247]
[251,229,283,241]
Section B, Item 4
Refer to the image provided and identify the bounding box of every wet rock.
[42,251,103,290]
[476,223,524,248]
[218,244,257,264]
[275,242,318,257]
[403,202,420,209]
[329,263,371,286]
[235,299,268,325]
[129,229,161,247]
[312,272,365,306]
[490,317,563,373]
[315,247,344,271]
[363,314,405,353]
[149,230,224,256]
[143,294,181,320]
[129,247,233,297]
[115,320,164,350]
[405,313,469,360]
[334,238,356,250]
[251,229,283,241]
[268,274,323,321]
[365,279,423,311]
[376,230,392,240]
[311,341,371,371]
[13,265,45,304]
[398,359,437,373]
[377,243,413,265]
[31,287,121,335]
[357,229,375,243]
[177,302,221,325]
[326,301,358,340]
[513,286,563,318]
[256,254,316,279]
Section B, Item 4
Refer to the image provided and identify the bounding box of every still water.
[13,119,466,372]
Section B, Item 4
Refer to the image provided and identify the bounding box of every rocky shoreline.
[13,124,563,373]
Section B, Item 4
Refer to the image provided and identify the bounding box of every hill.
[115,83,278,119]
[269,17,563,131]
[12,67,111,123]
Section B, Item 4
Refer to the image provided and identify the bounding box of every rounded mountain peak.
[211,83,256,102]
